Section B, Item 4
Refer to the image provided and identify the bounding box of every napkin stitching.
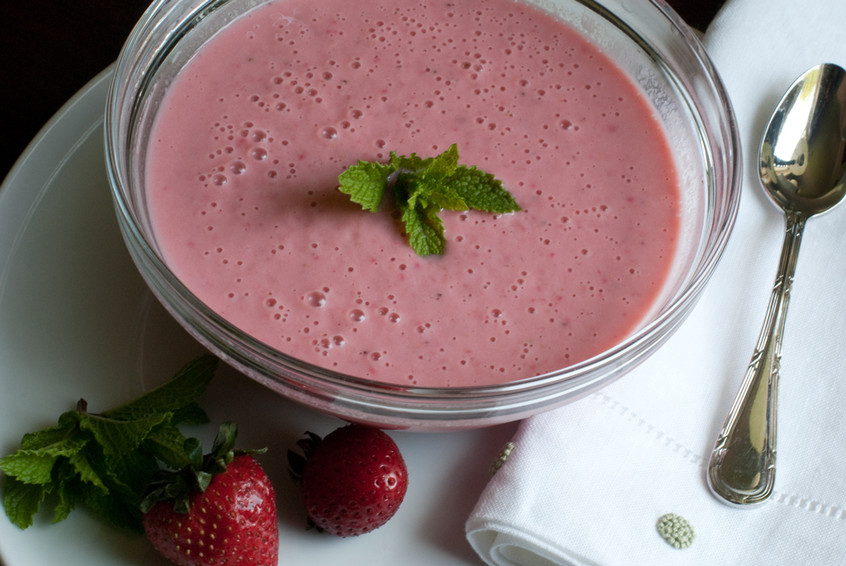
[591,391,704,467]
[770,492,846,520]
[593,392,846,521]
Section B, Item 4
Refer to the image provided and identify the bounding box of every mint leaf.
[0,452,59,485]
[338,160,396,212]
[1,477,47,529]
[74,475,142,531]
[402,172,467,212]
[142,420,196,470]
[411,144,459,192]
[447,165,521,213]
[104,355,216,420]
[400,199,446,256]
[53,478,76,524]
[0,428,87,484]
[337,143,520,255]
[19,422,77,451]
[391,152,425,173]
[395,146,464,211]
[78,412,170,467]
[0,354,218,532]
[427,142,459,172]
[67,449,108,491]
[172,402,211,426]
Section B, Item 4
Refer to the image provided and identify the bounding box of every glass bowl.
[105,0,741,430]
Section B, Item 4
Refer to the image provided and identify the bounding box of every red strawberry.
[289,424,408,537]
[141,423,278,566]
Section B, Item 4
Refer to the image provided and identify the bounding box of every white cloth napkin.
[465,0,846,564]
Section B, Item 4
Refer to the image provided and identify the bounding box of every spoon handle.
[706,212,806,506]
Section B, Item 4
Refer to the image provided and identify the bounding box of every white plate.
[0,67,517,566]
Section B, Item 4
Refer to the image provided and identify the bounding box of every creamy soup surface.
[146,0,681,386]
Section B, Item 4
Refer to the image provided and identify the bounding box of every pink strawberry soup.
[145,0,681,387]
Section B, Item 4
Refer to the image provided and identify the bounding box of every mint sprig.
[0,355,218,532]
[338,144,521,256]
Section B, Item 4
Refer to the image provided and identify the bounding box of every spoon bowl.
[707,63,846,506]
[760,65,846,213]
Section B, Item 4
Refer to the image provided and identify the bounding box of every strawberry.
[288,424,408,537]
[141,422,278,566]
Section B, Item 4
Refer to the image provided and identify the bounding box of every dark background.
[0,0,723,182]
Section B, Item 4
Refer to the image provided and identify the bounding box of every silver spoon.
[706,63,846,506]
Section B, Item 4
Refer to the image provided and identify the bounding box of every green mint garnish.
[0,355,218,532]
[338,143,521,256]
